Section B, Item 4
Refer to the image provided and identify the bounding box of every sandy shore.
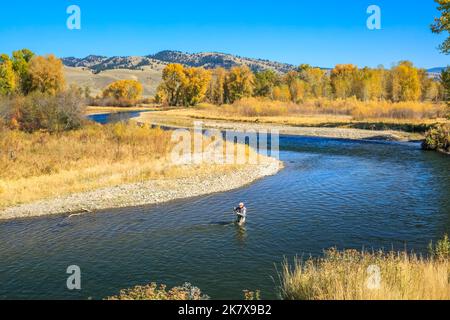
[0,156,282,221]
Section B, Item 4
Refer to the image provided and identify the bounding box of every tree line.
[156,62,448,107]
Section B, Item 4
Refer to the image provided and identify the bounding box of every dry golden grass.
[218,97,447,120]
[281,247,450,300]
[0,122,256,209]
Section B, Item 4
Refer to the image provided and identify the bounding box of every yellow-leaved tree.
[390,61,421,102]
[331,64,358,99]
[224,65,254,103]
[0,54,17,95]
[28,54,65,95]
[207,67,227,105]
[156,63,187,106]
[157,64,211,106]
[181,67,211,106]
[103,80,143,102]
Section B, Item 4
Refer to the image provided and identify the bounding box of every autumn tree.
[253,69,279,98]
[290,78,308,103]
[28,54,65,95]
[330,64,358,99]
[355,67,384,101]
[156,64,187,106]
[272,85,291,102]
[11,49,35,94]
[390,61,421,102]
[207,67,226,105]
[224,65,254,103]
[181,67,211,106]
[299,66,330,99]
[157,64,211,106]
[0,54,16,95]
[431,0,450,54]
[103,79,143,101]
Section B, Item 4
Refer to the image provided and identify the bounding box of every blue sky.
[0,0,448,68]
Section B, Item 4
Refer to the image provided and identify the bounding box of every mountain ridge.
[62,50,299,74]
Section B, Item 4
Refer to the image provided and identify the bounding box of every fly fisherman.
[234,203,247,226]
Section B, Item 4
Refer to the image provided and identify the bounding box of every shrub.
[429,234,450,260]
[0,88,86,132]
[243,290,261,300]
[422,123,450,152]
[106,283,209,300]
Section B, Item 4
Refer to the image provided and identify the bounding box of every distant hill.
[149,50,297,73]
[62,55,169,73]
[62,50,297,74]
[64,65,163,97]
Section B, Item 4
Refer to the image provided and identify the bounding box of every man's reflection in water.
[235,224,247,246]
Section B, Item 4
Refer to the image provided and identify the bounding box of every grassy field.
[0,122,255,209]
[280,240,450,300]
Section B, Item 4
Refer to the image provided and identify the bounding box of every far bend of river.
[0,112,449,299]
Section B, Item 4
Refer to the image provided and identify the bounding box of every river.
[0,112,449,300]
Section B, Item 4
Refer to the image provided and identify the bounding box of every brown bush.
[0,88,86,132]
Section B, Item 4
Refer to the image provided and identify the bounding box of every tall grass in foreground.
[281,236,450,300]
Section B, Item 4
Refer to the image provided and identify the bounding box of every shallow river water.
[0,117,449,299]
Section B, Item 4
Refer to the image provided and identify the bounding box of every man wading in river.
[234,203,247,226]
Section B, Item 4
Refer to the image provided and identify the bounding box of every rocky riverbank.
[135,112,423,142]
[0,156,282,221]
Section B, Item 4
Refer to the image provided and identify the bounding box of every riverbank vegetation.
[140,101,446,136]
[107,283,210,300]
[280,236,450,300]
[422,123,450,153]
